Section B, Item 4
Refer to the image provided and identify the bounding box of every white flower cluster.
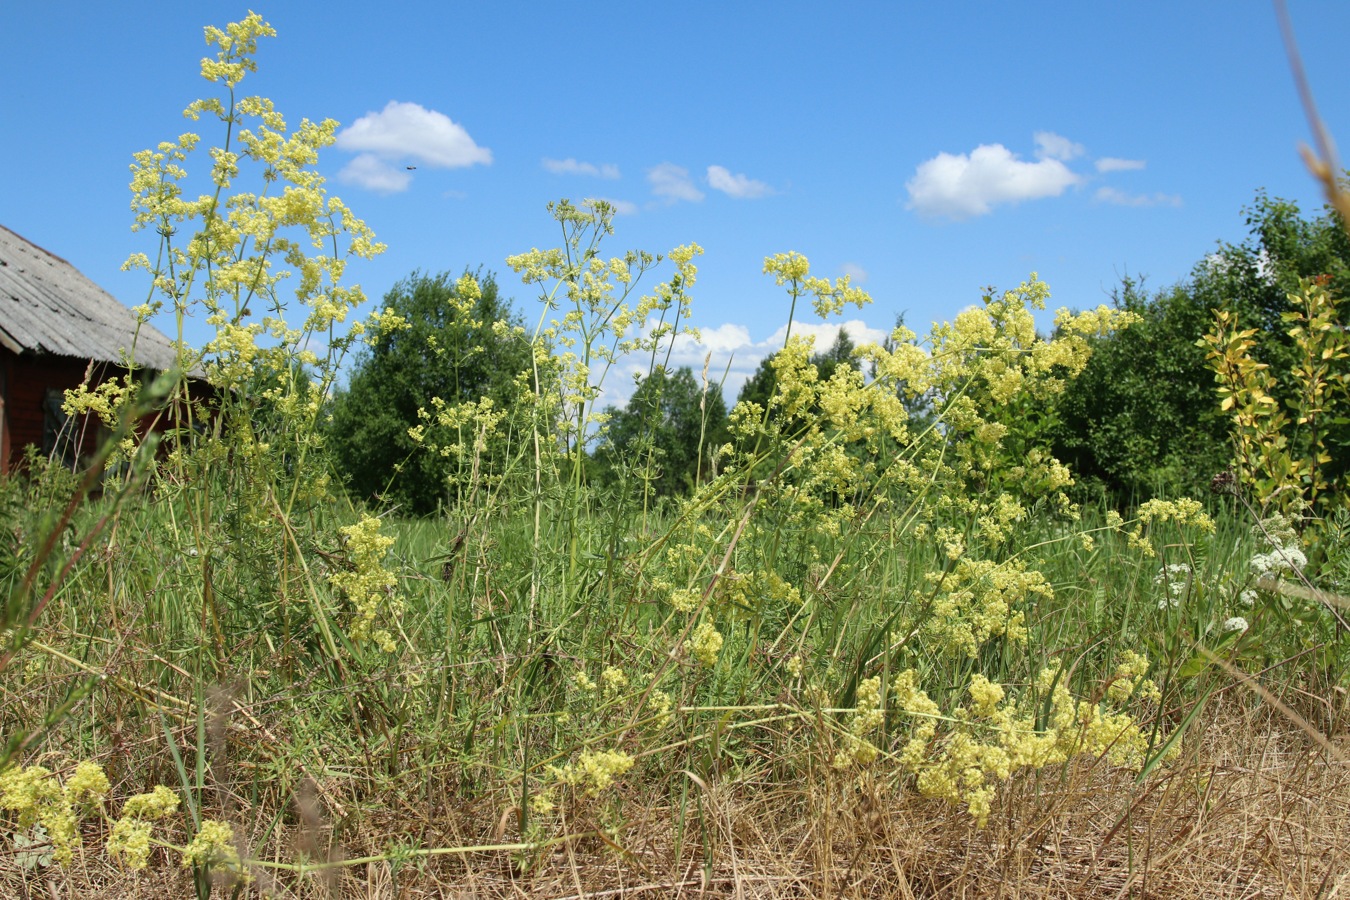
[1250,543,1307,577]
[1154,563,1193,609]
[1249,516,1307,578]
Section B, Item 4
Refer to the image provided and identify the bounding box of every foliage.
[592,365,730,499]
[1202,279,1349,520]
[1050,277,1233,500]
[325,269,534,514]
[1051,191,1350,501]
[1212,190,1350,341]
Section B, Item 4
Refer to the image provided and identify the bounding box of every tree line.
[324,190,1349,514]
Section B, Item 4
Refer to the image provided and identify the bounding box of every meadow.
[2,13,1348,899]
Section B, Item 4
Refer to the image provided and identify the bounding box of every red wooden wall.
[1,348,99,474]
[0,348,211,475]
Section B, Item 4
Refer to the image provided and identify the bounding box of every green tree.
[1050,190,1350,501]
[326,269,533,514]
[593,365,729,498]
[1213,190,1350,336]
[1050,277,1232,500]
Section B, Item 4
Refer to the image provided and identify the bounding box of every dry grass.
[5,698,1346,899]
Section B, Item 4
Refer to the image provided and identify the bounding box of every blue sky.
[3,2,1348,402]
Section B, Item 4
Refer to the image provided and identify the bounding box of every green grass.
[1,439,1347,896]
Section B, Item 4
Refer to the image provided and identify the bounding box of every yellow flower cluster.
[61,376,146,463]
[714,268,1132,620]
[893,669,942,771]
[506,201,699,449]
[685,620,724,668]
[1127,497,1216,556]
[0,763,251,872]
[974,493,1028,545]
[365,306,409,343]
[668,587,702,613]
[834,675,887,768]
[647,689,675,730]
[108,785,181,870]
[413,395,508,463]
[763,251,811,284]
[123,9,387,473]
[892,664,1158,827]
[199,13,275,87]
[62,375,138,428]
[0,761,110,865]
[1137,498,1214,530]
[762,252,872,318]
[330,515,403,653]
[1107,650,1162,704]
[551,749,636,797]
[202,315,266,388]
[600,666,629,698]
[180,819,242,874]
[924,558,1048,657]
[712,569,801,618]
[574,669,598,693]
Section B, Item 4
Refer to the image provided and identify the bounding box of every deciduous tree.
[326,270,533,514]
[593,365,729,498]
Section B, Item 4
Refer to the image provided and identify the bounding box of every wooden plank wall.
[3,350,104,474]
[1,349,220,476]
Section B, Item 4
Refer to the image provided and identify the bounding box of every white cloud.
[669,323,753,360]
[599,325,747,410]
[1094,186,1182,207]
[337,154,412,194]
[707,164,773,199]
[543,157,620,179]
[648,163,704,203]
[588,197,638,216]
[905,142,1082,219]
[840,262,868,284]
[1096,157,1147,173]
[678,319,887,400]
[336,101,491,173]
[760,320,890,356]
[1033,131,1085,161]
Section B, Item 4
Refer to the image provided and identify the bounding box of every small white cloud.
[707,164,773,199]
[337,153,413,194]
[648,163,704,203]
[1094,186,1181,207]
[1033,131,1085,161]
[1096,157,1147,173]
[906,141,1082,220]
[336,101,491,170]
[543,157,620,179]
[588,197,638,216]
[670,322,753,359]
[840,262,868,284]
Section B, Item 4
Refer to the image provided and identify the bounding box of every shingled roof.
[0,224,181,371]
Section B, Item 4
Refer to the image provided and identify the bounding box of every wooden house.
[0,224,186,474]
